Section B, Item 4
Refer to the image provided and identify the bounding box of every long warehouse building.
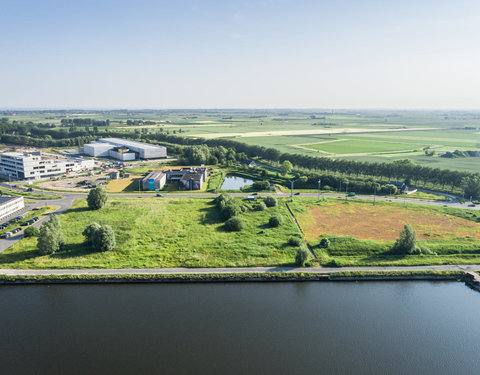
[0,196,24,221]
[84,138,167,160]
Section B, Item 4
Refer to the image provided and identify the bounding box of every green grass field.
[302,139,428,154]
[0,197,300,269]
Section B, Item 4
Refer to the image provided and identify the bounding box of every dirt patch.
[298,202,480,241]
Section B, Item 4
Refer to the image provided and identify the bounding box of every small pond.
[221,175,254,190]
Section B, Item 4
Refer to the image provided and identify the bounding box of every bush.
[92,225,116,252]
[87,187,108,210]
[269,214,284,227]
[220,201,241,221]
[252,180,270,190]
[82,222,102,246]
[224,217,243,232]
[288,237,301,246]
[257,202,267,211]
[319,238,330,248]
[264,196,277,207]
[24,226,40,237]
[392,223,432,255]
[295,245,312,266]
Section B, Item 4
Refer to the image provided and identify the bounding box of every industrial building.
[0,196,24,221]
[142,171,166,191]
[164,167,207,190]
[141,167,208,191]
[0,151,94,180]
[83,138,167,160]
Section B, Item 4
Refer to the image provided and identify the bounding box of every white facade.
[84,143,114,157]
[108,149,136,161]
[0,152,94,180]
[84,138,167,160]
[0,196,24,221]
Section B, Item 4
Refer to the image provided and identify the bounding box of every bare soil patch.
[298,202,480,241]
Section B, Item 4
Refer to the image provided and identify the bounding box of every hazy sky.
[2,0,480,109]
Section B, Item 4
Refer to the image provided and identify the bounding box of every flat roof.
[99,138,165,151]
[0,196,22,206]
[143,171,166,180]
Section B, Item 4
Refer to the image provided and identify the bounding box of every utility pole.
[290,180,294,202]
[317,179,321,202]
[373,184,376,206]
[345,181,349,202]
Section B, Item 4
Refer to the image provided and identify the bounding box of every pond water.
[0,281,479,375]
[221,175,255,190]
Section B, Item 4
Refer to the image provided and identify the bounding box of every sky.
[2,0,480,109]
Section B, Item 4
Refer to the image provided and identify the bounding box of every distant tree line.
[0,118,478,198]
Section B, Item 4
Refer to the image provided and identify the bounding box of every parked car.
[26,187,33,192]
[468,204,476,207]
[294,192,300,196]
[156,194,163,197]
[32,217,39,221]
[16,216,24,220]
[21,222,30,226]
[12,228,21,233]
[32,207,40,211]
[2,232,12,238]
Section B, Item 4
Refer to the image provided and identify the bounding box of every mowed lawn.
[0,197,300,269]
[303,139,428,154]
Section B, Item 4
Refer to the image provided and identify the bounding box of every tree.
[24,226,40,237]
[463,176,480,201]
[288,237,301,246]
[37,215,64,255]
[391,223,431,254]
[281,160,293,176]
[263,196,277,207]
[252,180,269,190]
[224,217,243,232]
[256,201,267,211]
[269,214,284,227]
[82,222,102,246]
[92,225,116,252]
[87,187,108,210]
[319,238,330,248]
[295,245,311,266]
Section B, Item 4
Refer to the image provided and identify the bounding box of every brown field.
[298,202,480,241]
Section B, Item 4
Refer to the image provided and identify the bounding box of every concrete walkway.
[0,264,478,276]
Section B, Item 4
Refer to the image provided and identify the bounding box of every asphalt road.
[0,264,479,276]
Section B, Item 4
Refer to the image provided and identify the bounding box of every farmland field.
[0,197,300,269]
[3,109,480,172]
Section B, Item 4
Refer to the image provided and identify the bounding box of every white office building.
[83,138,167,160]
[0,196,24,221]
[0,151,94,180]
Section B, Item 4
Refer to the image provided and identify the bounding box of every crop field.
[301,139,428,155]
[0,197,300,269]
[4,109,480,172]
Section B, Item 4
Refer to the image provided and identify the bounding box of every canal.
[0,281,479,374]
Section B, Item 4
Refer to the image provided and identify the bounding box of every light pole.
[317,179,321,202]
[345,181,349,202]
[290,179,295,201]
[373,184,376,206]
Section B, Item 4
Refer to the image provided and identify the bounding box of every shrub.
[220,201,241,221]
[264,196,277,207]
[319,238,330,248]
[269,214,284,227]
[257,202,267,211]
[87,187,108,210]
[295,245,311,266]
[252,180,270,190]
[24,226,40,237]
[392,223,432,255]
[224,217,243,232]
[82,222,102,246]
[288,237,301,246]
[92,225,116,252]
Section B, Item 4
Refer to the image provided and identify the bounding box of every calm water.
[221,175,254,190]
[0,281,479,375]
